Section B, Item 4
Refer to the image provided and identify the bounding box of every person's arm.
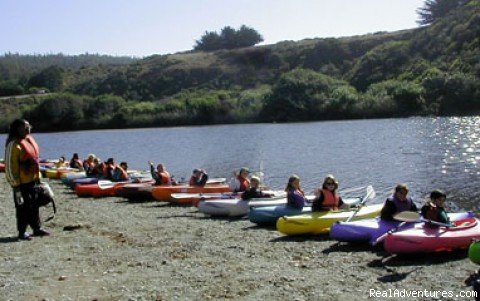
[380,200,396,221]
[198,171,208,186]
[312,193,324,212]
[438,209,450,225]
[5,142,21,187]
[410,201,418,212]
[420,205,428,218]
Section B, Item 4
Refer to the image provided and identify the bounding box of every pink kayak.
[384,217,480,253]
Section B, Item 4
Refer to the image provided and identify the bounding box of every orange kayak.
[151,184,231,203]
[76,179,154,198]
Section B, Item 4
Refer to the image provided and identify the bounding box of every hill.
[1,0,479,132]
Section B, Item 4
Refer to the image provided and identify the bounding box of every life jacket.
[389,196,414,212]
[321,189,340,210]
[235,175,250,192]
[18,134,40,174]
[424,205,441,221]
[158,171,171,185]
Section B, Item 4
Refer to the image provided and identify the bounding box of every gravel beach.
[0,174,478,301]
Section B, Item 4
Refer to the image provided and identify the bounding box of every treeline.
[0,53,137,96]
[3,65,478,133]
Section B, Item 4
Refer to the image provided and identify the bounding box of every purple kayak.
[70,177,100,188]
[330,212,475,245]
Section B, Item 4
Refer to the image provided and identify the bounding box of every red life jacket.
[321,189,340,210]
[425,205,440,221]
[159,171,171,185]
[236,175,250,192]
[19,134,40,174]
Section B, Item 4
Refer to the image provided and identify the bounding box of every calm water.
[1,117,480,211]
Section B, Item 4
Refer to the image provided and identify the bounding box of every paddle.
[345,185,376,222]
[393,211,453,228]
[372,211,453,245]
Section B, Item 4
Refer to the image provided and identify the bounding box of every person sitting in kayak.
[55,156,67,168]
[189,169,208,186]
[380,184,418,221]
[83,154,96,174]
[232,167,250,192]
[69,153,84,171]
[149,161,172,185]
[112,161,129,182]
[241,176,273,200]
[420,189,451,225]
[89,157,105,177]
[312,174,346,211]
[285,174,308,209]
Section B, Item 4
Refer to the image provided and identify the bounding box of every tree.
[417,0,469,25]
[27,65,64,91]
[193,25,263,51]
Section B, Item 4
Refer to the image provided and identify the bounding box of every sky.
[1,0,426,58]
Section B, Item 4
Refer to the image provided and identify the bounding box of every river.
[1,117,479,211]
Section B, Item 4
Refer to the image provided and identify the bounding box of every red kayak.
[76,179,154,198]
[384,217,480,253]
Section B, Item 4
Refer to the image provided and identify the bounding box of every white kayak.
[198,191,288,217]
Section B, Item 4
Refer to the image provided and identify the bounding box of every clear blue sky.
[1,0,425,57]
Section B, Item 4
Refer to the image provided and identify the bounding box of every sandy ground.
[0,173,478,301]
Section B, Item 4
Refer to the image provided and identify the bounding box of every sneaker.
[18,233,32,241]
[33,229,50,237]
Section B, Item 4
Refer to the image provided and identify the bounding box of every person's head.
[157,163,165,172]
[239,167,250,179]
[106,158,114,165]
[93,157,101,165]
[429,189,447,207]
[250,176,261,188]
[87,154,96,162]
[72,153,79,159]
[7,119,31,144]
[120,162,128,170]
[322,174,339,191]
[394,183,409,201]
[59,156,65,163]
[193,169,202,176]
[286,174,301,191]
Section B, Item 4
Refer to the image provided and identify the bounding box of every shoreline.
[0,174,478,300]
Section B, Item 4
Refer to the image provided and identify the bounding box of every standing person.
[189,169,208,186]
[420,189,451,225]
[4,119,50,240]
[380,183,418,221]
[149,162,172,185]
[232,167,250,193]
[285,174,308,209]
[312,175,346,211]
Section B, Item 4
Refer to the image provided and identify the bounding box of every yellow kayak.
[276,204,383,236]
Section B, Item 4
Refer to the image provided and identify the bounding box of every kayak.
[45,167,79,179]
[61,171,87,185]
[383,217,480,253]
[330,212,475,245]
[151,184,231,202]
[248,197,359,225]
[75,179,155,198]
[0,162,4,172]
[276,204,383,235]
[197,191,287,217]
[171,192,240,206]
[115,183,155,201]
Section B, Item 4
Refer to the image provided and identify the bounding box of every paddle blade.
[393,211,421,222]
[365,185,376,200]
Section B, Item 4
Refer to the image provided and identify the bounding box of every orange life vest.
[321,189,340,210]
[18,134,40,174]
[236,175,250,192]
[159,171,171,185]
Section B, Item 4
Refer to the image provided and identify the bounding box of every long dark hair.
[6,119,27,146]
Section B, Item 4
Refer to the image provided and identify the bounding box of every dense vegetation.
[0,0,479,132]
